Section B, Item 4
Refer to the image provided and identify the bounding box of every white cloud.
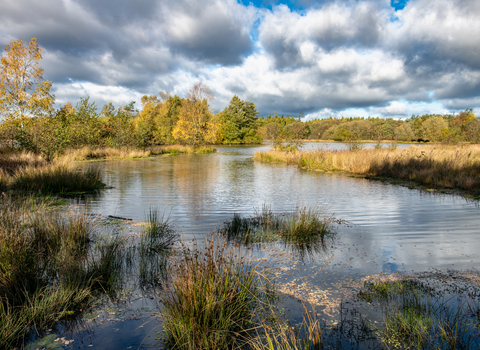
[2,0,480,118]
[374,101,409,116]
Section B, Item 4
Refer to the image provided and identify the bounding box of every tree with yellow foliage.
[172,83,220,147]
[0,38,55,146]
[0,38,55,119]
[138,92,182,144]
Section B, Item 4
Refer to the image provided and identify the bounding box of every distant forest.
[2,92,478,161]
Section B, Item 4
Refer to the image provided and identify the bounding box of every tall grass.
[254,145,480,191]
[0,197,125,348]
[0,151,105,194]
[252,306,324,350]
[63,145,216,160]
[161,236,261,349]
[150,144,217,155]
[10,160,105,194]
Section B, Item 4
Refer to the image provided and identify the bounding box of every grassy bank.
[65,145,216,161]
[0,144,217,194]
[254,145,480,192]
[151,144,217,155]
[0,151,105,195]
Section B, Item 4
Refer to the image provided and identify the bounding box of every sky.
[1,0,480,120]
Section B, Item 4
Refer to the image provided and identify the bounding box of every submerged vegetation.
[358,276,480,349]
[255,145,480,193]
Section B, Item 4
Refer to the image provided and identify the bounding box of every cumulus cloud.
[258,2,387,67]
[1,0,479,117]
[53,82,144,110]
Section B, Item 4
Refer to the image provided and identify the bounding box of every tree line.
[1,38,479,161]
[258,111,480,145]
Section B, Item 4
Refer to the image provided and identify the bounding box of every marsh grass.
[252,304,324,350]
[0,151,105,195]
[280,206,333,246]
[358,279,480,349]
[254,145,480,192]
[220,205,280,245]
[150,145,217,155]
[160,236,262,349]
[138,208,177,288]
[63,146,151,161]
[0,197,127,348]
[219,206,335,257]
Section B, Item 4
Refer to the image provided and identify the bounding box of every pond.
[33,143,480,349]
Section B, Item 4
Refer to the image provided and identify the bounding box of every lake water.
[39,143,480,349]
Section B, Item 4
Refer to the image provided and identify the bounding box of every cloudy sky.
[1,0,480,120]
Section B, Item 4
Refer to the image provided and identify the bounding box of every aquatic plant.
[358,278,480,349]
[219,205,335,257]
[160,236,261,349]
[279,206,333,246]
[0,196,128,348]
[139,208,177,288]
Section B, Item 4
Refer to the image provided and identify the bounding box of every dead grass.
[254,145,480,191]
[63,147,151,161]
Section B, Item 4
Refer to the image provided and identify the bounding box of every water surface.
[62,143,480,348]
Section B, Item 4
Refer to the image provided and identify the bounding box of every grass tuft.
[219,205,335,257]
[161,236,261,349]
[139,208,177,288]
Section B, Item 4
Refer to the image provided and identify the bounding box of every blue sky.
[1,0,479,120]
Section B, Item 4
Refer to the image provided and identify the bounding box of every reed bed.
[160,236,262,350]
[0,151,105,194]
[254,145,480,191]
